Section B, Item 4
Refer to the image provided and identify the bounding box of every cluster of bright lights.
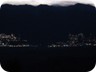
[48,33,96,48]
[0,34,31,47]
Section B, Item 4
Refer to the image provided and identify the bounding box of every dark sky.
[0,4,96,41]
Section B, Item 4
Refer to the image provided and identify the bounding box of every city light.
[0,33,31,47]
[48,33,96,48]
[0,33,96,48]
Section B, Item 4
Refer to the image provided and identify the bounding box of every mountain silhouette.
[0,3,96,41]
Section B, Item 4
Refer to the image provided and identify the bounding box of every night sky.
[0,4,96,72]
[0,4,96,41]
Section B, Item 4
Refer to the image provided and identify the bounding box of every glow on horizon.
[0,0,96,8]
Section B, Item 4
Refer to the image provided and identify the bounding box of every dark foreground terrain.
[0,47,96,72]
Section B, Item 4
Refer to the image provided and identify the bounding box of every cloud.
[0,0,95,7]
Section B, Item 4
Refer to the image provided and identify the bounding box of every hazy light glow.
[89,64,96,72]
[0,64,7,72]
[91,0,96,7]
[0,0,95,7]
